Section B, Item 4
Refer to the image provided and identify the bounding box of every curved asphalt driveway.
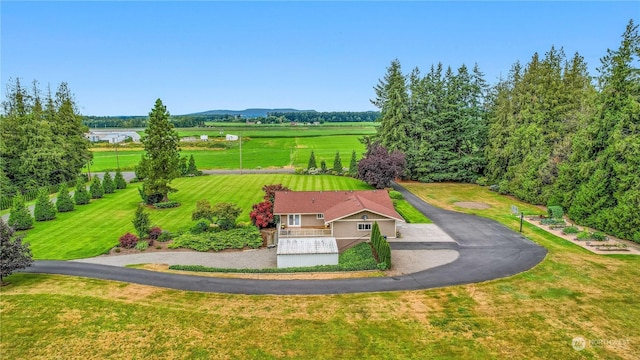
[22,183,547,295]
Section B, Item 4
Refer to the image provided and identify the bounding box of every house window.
[316,213,324,219]
[357,223,372,231]
[288,214,301,227]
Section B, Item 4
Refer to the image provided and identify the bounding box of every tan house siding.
[302,214,325,227]
[332,218,397,240]
[341,210,389,221]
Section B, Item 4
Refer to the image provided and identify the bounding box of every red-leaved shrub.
[149,226,162,240]
[119,232,139,249]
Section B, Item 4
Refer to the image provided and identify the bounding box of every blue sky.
[1,1,637,116]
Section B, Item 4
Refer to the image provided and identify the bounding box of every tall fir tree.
[332,152,342,173]
[114,169,127,189]
[34,189,56,221]
[348,150,358,176]
[56,182,75,212]
[89,175,104,199]
[307,150,317,169]
[372,59,412,153]
[102,172,115,194]
[140,99,181,204]
[74,177,90,205]
[8,194,33,230]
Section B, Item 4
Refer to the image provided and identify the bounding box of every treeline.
[83,114,238,128]
[266,111,380,123]
[0,79,92,197]
[373,20,639,242]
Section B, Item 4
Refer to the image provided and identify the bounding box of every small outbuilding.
[226,134,239,141]
[276,237,339,268]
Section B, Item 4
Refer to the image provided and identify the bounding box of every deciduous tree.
[0,219,33,286]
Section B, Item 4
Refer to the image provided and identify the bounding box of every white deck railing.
[279,228,332,237]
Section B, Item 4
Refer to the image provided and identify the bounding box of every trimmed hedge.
[169,243,378,273]
[154,201,180,209]
[370,221,391,269]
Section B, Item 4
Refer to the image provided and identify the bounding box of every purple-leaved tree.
[357,142,406,189]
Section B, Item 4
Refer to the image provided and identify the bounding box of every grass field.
[87,135,366,172]
[2,182,638,359]
[18,175,373,260]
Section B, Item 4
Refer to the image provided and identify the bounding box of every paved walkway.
[23,182,547,295]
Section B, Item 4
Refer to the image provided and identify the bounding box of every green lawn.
[87,135,366,172]
[20,175,373,260]
[2,182,638,359]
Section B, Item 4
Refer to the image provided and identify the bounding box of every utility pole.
[114,141,120,170]
[239,135,242,175]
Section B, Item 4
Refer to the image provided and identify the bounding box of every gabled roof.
[273,190,404,223]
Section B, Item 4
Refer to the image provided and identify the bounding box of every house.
[273,190,404,251]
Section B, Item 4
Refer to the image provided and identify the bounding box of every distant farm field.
[21,174,372,260]
[88,133,369,172]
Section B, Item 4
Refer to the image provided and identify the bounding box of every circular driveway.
[23,183,547,294]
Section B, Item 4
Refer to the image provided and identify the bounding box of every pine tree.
[89,176,103,199]
[320,160,327,173]
[8,194,33,230]
[132,205,151,239]
[307,150,317,169]
[372,59,412,153]
[140,99,181,204]
[56,182,75,212]
[348,150,358,176]
[74,177,90,205]
[0,219,33,286]
[114,169,127,189]
[187,154,200,175]
[102,172,115,194]
[332,152,342,173]
[34,189,56,221]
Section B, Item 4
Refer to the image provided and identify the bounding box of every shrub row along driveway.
[23,182,547,295]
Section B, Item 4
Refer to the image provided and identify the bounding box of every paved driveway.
[23,182,547,295]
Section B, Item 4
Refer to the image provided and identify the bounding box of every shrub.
[576,231,591,241]
[388,190,403,200]
[488,184,500,192]
[190,220,210,234]
[149,226,162,240]
[102,172,115,194]
[34,189,56,221]
[192,199,214,222]
[154,201,180,209]
[547,205,564,219]
[157,230,173,242]
[169,226,263,252]
[592,232,607,241]
[8,194,34,230]
[114,170,127,189]
[132,205,151,239]
[211,202,242,230]
[56,183,75,212]
[89,176,104,199]
[562,226,580,235]
[135,240,149,251]
[370,222,391,269]
[74,177,90,205]
[119,232,139,248]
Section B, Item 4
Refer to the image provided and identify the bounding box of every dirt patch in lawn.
[453,201,491,209]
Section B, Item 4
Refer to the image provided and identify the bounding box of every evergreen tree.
[563,20,640,241]
[348,150,358,176]
[0,219,33,286]
[320,160,327,173]
[332,152,342,173]
[8,194,33,230]
[34,189,56,221]
[102,172,115,194]
[307,150,317,169]
[140,99,181,203]
[89,175,103,199]
[132,205,151,239]
[56,182,75,212]
[372,59,412,153]
[114,169,127,189]
[74,177,90,205]
[134,154,149,181]
[187,154,200,175]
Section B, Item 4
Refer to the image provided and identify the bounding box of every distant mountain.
[190,108,316,118]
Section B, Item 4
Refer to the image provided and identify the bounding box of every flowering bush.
[119,232,139,249]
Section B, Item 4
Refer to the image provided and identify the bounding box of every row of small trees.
[370,222,391,269]
[7,171,127,231]
[306,150,357,176]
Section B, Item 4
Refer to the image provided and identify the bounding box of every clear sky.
[1,1,638,116]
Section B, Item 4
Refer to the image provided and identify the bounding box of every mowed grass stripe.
[23,175,371,260]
